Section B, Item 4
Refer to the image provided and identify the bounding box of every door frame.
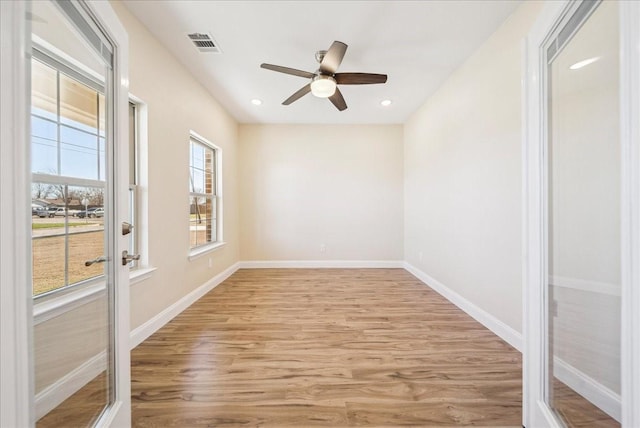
[523,0,640,426]
[0,0,131,426]
[0,1,33,427]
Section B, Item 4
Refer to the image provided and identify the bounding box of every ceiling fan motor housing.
[315,50,327,64]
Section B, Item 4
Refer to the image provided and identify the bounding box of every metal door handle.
[122,222,134,236]
[122,250,140,266]
[85,256,107,267]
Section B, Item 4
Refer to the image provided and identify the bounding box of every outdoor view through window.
[31,54,106,296]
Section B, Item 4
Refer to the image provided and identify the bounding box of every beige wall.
[238,124,404,262]
[111,2,240,330]
[404,1,543,334]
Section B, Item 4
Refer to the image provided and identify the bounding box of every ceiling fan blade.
[282,84,311,105]
[320,41,347,74]
[328,87,347,111]
[334,73,387,85]
[261,63,315,79]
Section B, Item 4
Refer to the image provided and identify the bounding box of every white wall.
[404,1,543,334]
[239,124,404,262]
[111,2,240,330]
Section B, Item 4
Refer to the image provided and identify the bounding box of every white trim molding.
[549,275,620,297]
[620,1,640,425]
[0,1,33,427]
[129,262,240,349]
[523,1,581,427]
[404,263,523,352]
[240,260,405,269]
[35,352,107,422]
[554,357,621,423]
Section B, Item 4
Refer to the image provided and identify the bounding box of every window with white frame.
[189,134,220,250]
[127,101,139,268]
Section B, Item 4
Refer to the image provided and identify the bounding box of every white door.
[524,1,640,427]
[0,1,130,426]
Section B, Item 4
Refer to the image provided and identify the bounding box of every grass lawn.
[33,231,104,295]
[32,222,87,230]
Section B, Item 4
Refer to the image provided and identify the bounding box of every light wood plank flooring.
[131,268,523,427]
[36,268,620,427]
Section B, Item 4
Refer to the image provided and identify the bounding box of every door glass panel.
[30,0,115,426]
[547,1,621,426]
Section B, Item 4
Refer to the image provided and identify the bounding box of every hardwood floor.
[36,268,620,427]
[131,268,523,427]
[37,371,107,428]
[553,378,620,428]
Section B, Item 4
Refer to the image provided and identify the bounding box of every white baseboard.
[129,261,240,349]
[549,275,620,297]
[403,262,523,352]
[35,351,106,421]
[35,262,241,421]
[554,357,621,422]
[239,260,405,269]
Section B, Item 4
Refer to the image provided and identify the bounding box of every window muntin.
[189,136,219,250]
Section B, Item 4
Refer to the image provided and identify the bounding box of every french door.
[524,0,640,427]
[0,0,130,426]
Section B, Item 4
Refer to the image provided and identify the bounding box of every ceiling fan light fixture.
[310,75,337,98]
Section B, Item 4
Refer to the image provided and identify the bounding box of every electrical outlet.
[320,244,326,253]
[208,257,213,269]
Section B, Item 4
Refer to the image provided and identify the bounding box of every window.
[31,50,106,297]
[127,101,138,268]
[189,133,221,251]
[126,96,152,280]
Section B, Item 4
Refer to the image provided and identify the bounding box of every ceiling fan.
[260,41,387,111]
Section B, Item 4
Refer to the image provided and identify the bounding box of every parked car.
[48,207,68,218]
[78,207,104,218]
[32,207,47,218]
[88,207,105,218]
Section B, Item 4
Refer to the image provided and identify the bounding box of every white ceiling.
[122,1,521,125]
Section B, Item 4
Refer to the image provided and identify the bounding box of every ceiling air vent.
[187,33,221,53]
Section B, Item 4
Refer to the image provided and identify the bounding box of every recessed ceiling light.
[380,99,392,107]
[251,99,262,106]
[569,56,600,70]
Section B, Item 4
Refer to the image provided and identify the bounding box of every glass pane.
[191,142,204,170]
[190,168,204,193]
[32,233,65,296]
[190,196,214,248]
[99,137,106,181]
[127,186,137,268]
[31,116,58,175]
[30,0,114,425]
[31,183,105,296]
[60,72,98,132]
[60,125,99,179]
[547,2,620,426]
[31,59,57,121]
[129,103,136,185]
[208,197,216,243]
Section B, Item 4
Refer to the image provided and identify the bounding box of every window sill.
[188,241,227,261]
[34,282,105,326]
[130,266,157,285]
[33,267,156,325]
